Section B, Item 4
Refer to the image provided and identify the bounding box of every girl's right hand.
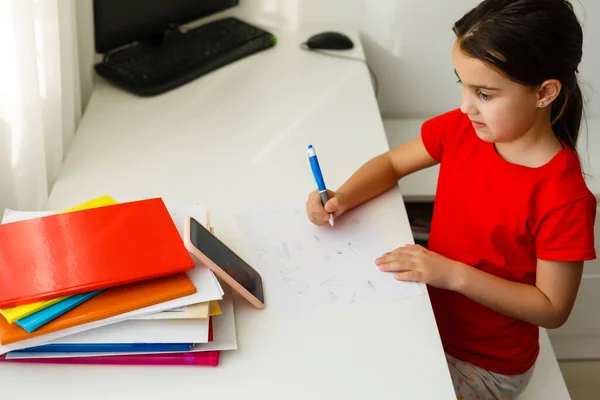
[306,189,349,226]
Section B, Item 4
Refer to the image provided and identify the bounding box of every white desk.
[0,17,455,399]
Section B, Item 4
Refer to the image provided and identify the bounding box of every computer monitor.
[93,0,239,53]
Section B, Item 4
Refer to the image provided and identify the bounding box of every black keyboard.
[95,17,276,96]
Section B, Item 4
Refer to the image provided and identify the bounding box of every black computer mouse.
[306,32,354,50]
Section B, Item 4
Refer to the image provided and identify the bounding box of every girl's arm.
[307,136,438,225]
[453,258,583,329]
[336,137,438,210]
[376,245,583,329]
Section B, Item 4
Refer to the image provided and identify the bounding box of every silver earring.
[539,102,544,107]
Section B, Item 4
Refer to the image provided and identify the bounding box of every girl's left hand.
[375,244,465,291]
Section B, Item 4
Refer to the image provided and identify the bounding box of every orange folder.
[0,198,195,308]
[0,272,196,345]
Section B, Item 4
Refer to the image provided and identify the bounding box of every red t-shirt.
[420,108,597,375]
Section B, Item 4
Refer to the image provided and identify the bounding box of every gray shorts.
[446,353,535,400]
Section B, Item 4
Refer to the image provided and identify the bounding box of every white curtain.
[0,0,81,214]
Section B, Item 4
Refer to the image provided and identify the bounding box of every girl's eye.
[478,91,492,101]
[456,79,462,84]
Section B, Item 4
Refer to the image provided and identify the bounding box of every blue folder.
[15,290,103,333]
[10,343,195,353]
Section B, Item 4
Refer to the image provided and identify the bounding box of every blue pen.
[308,144,334,227]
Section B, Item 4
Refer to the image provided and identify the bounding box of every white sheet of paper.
[1,210,52,223]
[0,204,223,355]
[189,294,237,352]
[235,204,423,315]
[6,295,237,359]
[160,203,224,297]
[46,318,209,344]
[133,302,209,320]
[163,307,186,312]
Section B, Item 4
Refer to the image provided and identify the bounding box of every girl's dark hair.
[453,0,584,151]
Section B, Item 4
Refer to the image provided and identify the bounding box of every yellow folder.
[209,300,222,316]
[0,196,118,323]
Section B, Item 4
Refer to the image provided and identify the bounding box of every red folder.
[0,198,195,308]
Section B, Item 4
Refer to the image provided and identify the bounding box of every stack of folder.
[0,196,237,366]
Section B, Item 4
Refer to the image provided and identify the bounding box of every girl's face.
[452,41,540,143]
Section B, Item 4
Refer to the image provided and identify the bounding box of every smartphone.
[183,216,265,309]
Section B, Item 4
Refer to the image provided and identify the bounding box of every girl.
[306,0,596,399]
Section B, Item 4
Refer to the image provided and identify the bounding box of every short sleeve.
[421,108,464,162]
[536,196,597,261]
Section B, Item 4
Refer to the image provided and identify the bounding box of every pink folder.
[0,351,220,366]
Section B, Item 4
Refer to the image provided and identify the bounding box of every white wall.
[75,0,95,113]
[76,0,600,119]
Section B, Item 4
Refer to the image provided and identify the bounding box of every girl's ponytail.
[551,77,583,151]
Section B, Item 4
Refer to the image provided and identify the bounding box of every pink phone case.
[183,217,264,310]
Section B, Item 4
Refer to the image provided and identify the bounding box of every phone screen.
[188,218,264,304]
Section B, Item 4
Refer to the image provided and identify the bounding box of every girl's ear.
[537,79,562,107]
